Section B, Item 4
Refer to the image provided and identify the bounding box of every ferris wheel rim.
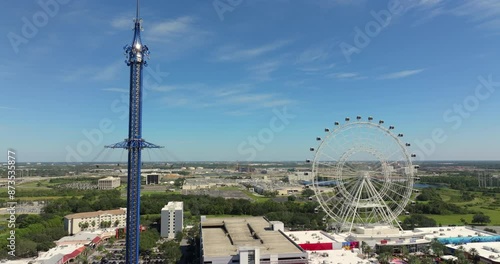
[310,118,414,233]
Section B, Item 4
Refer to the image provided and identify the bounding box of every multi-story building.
[98,177,121,190]
[64,208,127,235]
[146,174,159,185]
[200,216,308,264]
[161,201,183,238]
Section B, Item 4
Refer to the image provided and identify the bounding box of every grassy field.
[406,187,500,226]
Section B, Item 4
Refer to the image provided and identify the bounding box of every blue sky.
[1,0,500,162]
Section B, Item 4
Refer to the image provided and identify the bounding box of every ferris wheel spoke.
[344,178,363,197]
[323,138,348,158]
[372,181,404,203]
[368,180,404,222]
[364,179,398,225]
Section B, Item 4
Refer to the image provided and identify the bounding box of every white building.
[161,201,183,238]
[200,217,308,264]
[64,208,127,235]
[98,177,121,190]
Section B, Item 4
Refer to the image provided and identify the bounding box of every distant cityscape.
[1,161,500,263]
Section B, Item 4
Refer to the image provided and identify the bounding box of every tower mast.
[106,0,162,263]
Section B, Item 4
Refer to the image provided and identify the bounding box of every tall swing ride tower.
[105,1,162,263]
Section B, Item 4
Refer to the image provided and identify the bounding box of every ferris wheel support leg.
[348,179,366,233]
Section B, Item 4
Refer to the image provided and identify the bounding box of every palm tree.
[377,252,392,264]
[469,248,481,264]
[400,246,410,260]
[407,255,421,264]
[429,238,445,259]
[361,241,372,258]
[455,246,468,264]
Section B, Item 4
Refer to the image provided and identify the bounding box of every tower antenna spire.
[136,0,140,20]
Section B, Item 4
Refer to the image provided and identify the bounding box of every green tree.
[361,241,372,258]
[287,195,296,202]
[301,188,315,197]
[175,231,184,242]
[377,252,392,264]
[429,238,445,258]
[472,213,491,225]
[139,229,160,255]
[16,238,38,258]
[159,240,182,264]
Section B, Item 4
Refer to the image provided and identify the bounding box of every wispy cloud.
[248,60,281,81]
[313,0,367,8]
[0,106,18,110]
[111,16,133,29]
[451,1,500,31]
[148,85,177,92]
[411,1,500,31]
[327,72,363,79]
[159,83,294,114]
[215,40,290,62]
[298,64,335,73]
[102,88,128,93]
[142,16,211,58]
[162,96,191,107]
[295,44,333,65]
[92,62,122,81]
[149,16,196,37]
[378,69,425,80]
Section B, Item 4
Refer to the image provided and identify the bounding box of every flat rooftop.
[285,230,372,263]
[34,244,84,264]
[448,242,500,262]
[201,217,304,257]
[163,201,183,211]
[307,249,367,264]
[65,208,126,219]
[285,230,338,244]
[416,226,493,240]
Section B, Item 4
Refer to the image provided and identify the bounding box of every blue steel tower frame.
[105,1,161,263]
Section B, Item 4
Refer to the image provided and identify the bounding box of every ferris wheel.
[308,116,416,233]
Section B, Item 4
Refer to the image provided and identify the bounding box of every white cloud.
[247,60,281,81]
[295,44,333,65]
[148,85,177,92]
[142,16,211,59]
[159,83,294,113]
[0,106,18,110]
[378,69,425,80]
[149,16,195,37]
[215,40,290,62]
[327,72,362,79]
[111,16,133,29]
[299,64,336,73]
[162,96,191,107]
[102,88,128,93]
[92,62,123,81]
[451,1,500,31]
